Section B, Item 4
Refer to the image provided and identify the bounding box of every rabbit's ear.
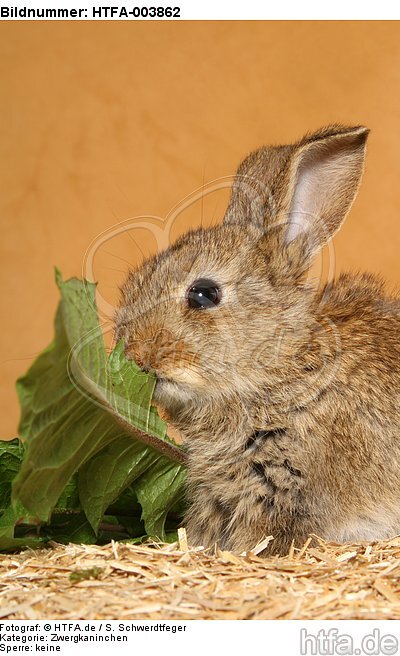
[224,125,369,256]
[282,125,369,250]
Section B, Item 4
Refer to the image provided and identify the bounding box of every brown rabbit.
[115,125,400,555]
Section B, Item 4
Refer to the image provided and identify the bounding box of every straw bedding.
[1,533,400,620]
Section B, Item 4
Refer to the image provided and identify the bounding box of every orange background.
[1,21,400,439]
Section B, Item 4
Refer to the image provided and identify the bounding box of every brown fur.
[115,125,400,555]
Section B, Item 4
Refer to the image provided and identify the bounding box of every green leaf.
[41,512,96,544]
[134,459,187,538]
[0,501,43,551]
[79,436,187,538]
[78,436,157,533]
[11,271,187,544]
[54,473,81,511]
[106,484,143,518]
[0,439,24,512]
[107,341,168,440]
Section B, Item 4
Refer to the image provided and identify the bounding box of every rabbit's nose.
[125,329,177,372]
[125,340,153,371]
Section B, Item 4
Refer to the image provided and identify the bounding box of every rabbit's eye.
[187,279,222,309]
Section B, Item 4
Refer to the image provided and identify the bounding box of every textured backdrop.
[1,21,400,438]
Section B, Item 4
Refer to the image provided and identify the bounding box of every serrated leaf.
[134,459,187,538]
[79,436,186,538]
[0,439,24,512]
[78,436,157,533]
[55,473,81,511]
[107,341,167,439]
[10,271,187,543]
[41,512,96,544]
[0,501,43,551]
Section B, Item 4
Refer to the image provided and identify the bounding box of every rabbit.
[114,124,400,556]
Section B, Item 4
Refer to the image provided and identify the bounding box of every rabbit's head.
[115,125,368,412]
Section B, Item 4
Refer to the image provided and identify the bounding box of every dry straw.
[1,532,400,619]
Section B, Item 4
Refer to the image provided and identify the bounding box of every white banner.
[1,620,400,655]
[0,0,400,20]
